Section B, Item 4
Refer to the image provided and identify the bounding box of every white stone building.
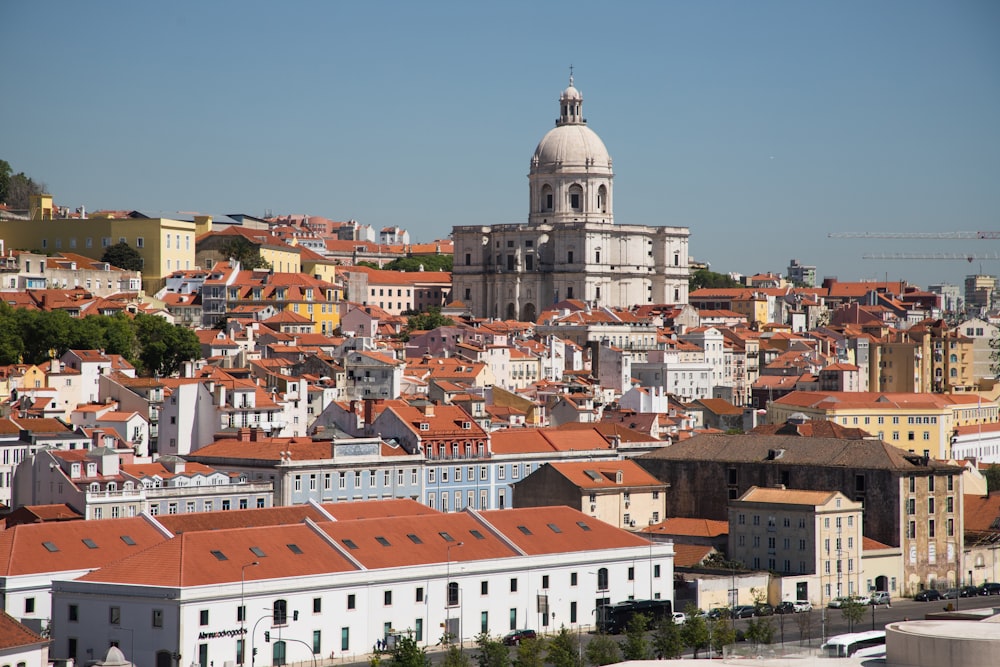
[452,77,690,321]
[49,504,673,667]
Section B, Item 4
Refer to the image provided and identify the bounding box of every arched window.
[273,599,288,625]
[950,368,957,377]
[541,184,553,212]
[106,482,117,492]
[597,567,609,591]
[568,185,583,212]
[447,582,459,607]
[597,185,607,213]
[950,354,958,363]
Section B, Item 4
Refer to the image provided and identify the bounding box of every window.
[199,609,209,626]
[448,582,459,606]
[571,572,578,586]
[24,598,34,614]
[110,606,121,625]
[341,627,350,651]
[313,630,322,655]
[481,581,489,595]
[384,590,392,606]
[152,609,163,627]
[347,594,356,610]
[510,578,518,593]
[313,598,322,613]
[597,567,609,591]
[416,587,424,602]
[273,599,288,625]
[68,604,79,622]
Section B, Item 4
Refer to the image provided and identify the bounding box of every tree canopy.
[101,241,144,272]
[0,159,45,209]
[404,308,456,338]
[689,268,741,291]
[220,236,270,270]
[384,255,453,272]
[0,303,199,376]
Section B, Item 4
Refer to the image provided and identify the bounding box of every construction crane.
[829,231,1000,240]
[863,253,1000,261]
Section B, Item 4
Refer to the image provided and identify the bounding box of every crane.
[863,253,1000,261]
[829,231,1000,240]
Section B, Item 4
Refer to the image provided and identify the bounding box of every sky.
[2,1,998,290]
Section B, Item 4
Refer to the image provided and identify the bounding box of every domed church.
[452,76,691,321]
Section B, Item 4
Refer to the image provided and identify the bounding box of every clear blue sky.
[2,1,998,290]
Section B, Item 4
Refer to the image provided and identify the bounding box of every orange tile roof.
[0,517,167,576]
[0,610,47,650]
[546,460,667,489]
[672,543,715,567]
[479,506,651,555]
[644,518,729,538]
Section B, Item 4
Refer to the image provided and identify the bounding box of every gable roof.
[544,460,667,490]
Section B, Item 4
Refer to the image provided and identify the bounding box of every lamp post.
[446,542,464,644]
[241,561,259,664]
[251,613,272,667]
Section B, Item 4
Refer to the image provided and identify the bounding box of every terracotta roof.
[644,517,729,538]
[737,487,843,506]
[545,460,667,490]
[750,419,872,440]
[672,543,714,568]
[964,493,1000,533]
[0,517,167,576]
[490,428,612,454]
[0,610,47,650]
[862,536,894,551]
[479,506,651,555]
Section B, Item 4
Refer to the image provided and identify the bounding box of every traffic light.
[252,649,258,657]
[293,610,299,621]
[264,631,270,643]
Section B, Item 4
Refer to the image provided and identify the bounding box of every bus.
[820,630,886,658]
[596,599,673,634]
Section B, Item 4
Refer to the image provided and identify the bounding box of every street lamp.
[446,542,464,644]
[241,561,259,664]
[251,612,272,667]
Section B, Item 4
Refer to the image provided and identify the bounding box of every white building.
[452,76,690,321]
[50,504,673,667]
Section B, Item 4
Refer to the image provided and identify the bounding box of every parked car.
[827,597,849,608]
[774,601,796,615]
[914,589,942,602]
[707,607,730,620]
[502,629,537,646]
[732,605,756,618]
[671,612,686,626]
[793,600,813,612]
[942,588,960,599]
[754,603,774,616]
[853,595,871,606]
[870,591,891,606]
[959,585,979,598]
[979,582,1000,596]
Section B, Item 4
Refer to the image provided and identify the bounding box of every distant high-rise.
[964,274,998,313]
[452,77,690,321]
[786,259,816,287]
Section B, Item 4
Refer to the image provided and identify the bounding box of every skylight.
[375,536,391,547]
[407,534,423,544]
[576,521,592,532]
[517,526,533,535]
[211,550,228,561]
[120,535,136,546]
[469,530,485,540]
[343,539,359,550]
[250,546,266,558]
[82,538,99,549]
[439,532,456,542]
[547,523,562,533]
[286,543,303,554]
[42,541,59,552]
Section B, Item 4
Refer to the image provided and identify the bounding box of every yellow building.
[1,195,196,293]
[767,391,997,459]
[195,226,302,274]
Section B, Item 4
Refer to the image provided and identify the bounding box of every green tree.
[405,308,455,334]
[474,633,509,667]
[709,617,736,656]
[689,268,741,291]
[0,159,10,204]
[841,599,866,633]
[984,464,1000,494]
[544,626,581,667]
[651,616,684,659]
[679,604,710,659]
[744,617,774,647]
[133,313,200,376]
[582,634,619,666]
[97,313,139,361]
[620,613,651,660]
[387,631,431,667]
[512,637,545,667]
[384,255,453,272]
[442,646,471,667]
[220,236,271,270]
[101,241,144,272]
[0,160,44,209]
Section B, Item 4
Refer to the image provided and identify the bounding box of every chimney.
[423,403,435,418]
[238,428,251,442]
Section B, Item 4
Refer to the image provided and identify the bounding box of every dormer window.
[462,421,471,430]
[419,423,429,431]
[616,471,623,484]
[71,463,80,478]
[87,463,97,477]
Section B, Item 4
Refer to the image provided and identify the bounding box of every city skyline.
[2,1,998,290]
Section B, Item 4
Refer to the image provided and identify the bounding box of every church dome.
[561,83,582,101]
[532,124,612,170]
